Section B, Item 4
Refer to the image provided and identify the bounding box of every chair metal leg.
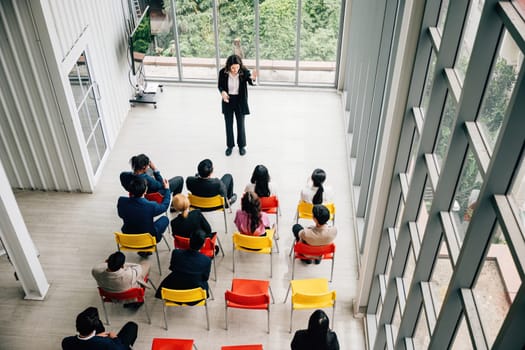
[148,279,157,291]
[163,304,168,330]
[216,235,225,257]
[232,244,235,274]
[288,242,294,257]
[267,307,270,334]
[291,257,296,280]
[163,235,171,251]
[283,283,291,303]
[208,286,215,300]
[269,253,273,278]
[224,305,228,330]
[269,286,275,304]
[273,236,280,253]
[143,299,151,324]
[204,303,210,331]
[212,257,217,281]
[155,249,162,275]
[222,211,228,234]
[289,305,294,333]
[100,297,110,325]
[330,256,335,282]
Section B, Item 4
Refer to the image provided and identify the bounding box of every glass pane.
[392,299,401,340]
[418,179,432,241]
[403,245,416,292]
[78,101,93,142]
[407,128,420,182]
[434,92,457,170]
[430,238,453,315]
[413,305,430,349]
[260,0,297,83]
[454,0,485,83]
[421,50,437,115]
[298,0,341,85]
[437,0,450,34]
[145,1,180,79]
[477,30,522,151]
[450,313,474,350]
[514,0,525,20]
[385,253,393,282]
[510,153,525,229]
[473,224,518,347]
[218,1,254,61]
[176,0,217,80]
[87,122,105,172]
[452,149,483,244]
[68,53,91,108]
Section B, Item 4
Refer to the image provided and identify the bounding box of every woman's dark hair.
[130,154,149,172]
[241,191,262,233]
[250,164,271,197]
[311,168,326,204]
[225,54,246,75]
[307,309,331,347]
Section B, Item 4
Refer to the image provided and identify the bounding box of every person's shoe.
[225,147,233,156]
[138,252,152,258]
[301,259,312,265]
[314,259,321,265]
[239,147,246,156]
[214,245,220,256]
[123,302,144,309]
[229,193,237,205]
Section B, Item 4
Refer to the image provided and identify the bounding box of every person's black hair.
[311,168,326,204]
[250,164,271,197]
[312,204,330,225]
[107,251,125,272]
[197,159,213,178]
[128,176,147,197]
[190,229,206,251]
[130,154,149,172]
[75,309,99,336]
[307,309,331,347]
[241,191,262,233]
[225,54,247,75]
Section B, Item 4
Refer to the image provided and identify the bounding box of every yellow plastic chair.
[232,228,278,278]
[114,232,162,274]
[188,193,230,254]
[295,201,336,225]
[161,287,210,331]
[284,278,336,333]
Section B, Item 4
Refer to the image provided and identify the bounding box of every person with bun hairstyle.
[300,168,333,204]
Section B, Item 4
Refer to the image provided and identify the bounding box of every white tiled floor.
[0,84,365,349]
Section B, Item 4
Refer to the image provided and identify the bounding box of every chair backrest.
[173,234,216,258]
[98,287,145,303]
[296,201,336,221]
[151,338,194,350]
[225,290,270,308]
[294,241,335,259]
[233,231,273,252]
[114,232,156,250]
[145,192,164,204]
[161,287,207,306]
[292,290,336,308]
[221,345,263,350]
[188,193,225,211]
[260,195,279,212]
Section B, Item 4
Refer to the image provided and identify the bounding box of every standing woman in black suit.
[218,54,257,156]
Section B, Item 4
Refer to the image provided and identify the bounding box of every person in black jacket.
[218,54,257,156]
[291,309,340,350]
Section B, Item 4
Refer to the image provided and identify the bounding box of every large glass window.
[430,238,453,314]
[421,51,437,115]
[403,244,417,292]
[510,152,525,229]
[454,0,484,83]
[413,305,430,349]
[450,314,474,349]
[434,93,457,169]
[437,0,450,34]
[477,30,522,151]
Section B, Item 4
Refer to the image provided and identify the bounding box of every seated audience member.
[186,158,237,207]
[291,309,340,350]
[91,251,150,308]
[170,193,214,239]
[292,204,337,264]
[117,176,170,248]
[244,164,276,197]
[120,153,183,195]
[300,168,333,204]
[155,230,211,298]
[234,191,270,236]
[61,306,138,350]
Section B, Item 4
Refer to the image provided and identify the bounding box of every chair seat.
[151,337,194,350]
[221,345,263,350]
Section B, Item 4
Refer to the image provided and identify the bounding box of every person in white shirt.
[244,164,277,197]
[300,168,333,204]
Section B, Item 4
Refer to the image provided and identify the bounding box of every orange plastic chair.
[291,242,336,282]
[260,195,280,236]
[173,234,221,281]
[221,345,263,350]
[97,286,150,325]
[151,338,196,350]
[225,278,274,333]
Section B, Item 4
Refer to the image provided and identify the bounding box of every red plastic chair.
[260,195,280,236]
[221,345,263,350]
[225,278,274,333]
[151,337,196,350]
[173,234,221,281]
[145,192,164,203]
[291,242,336,282]
[97,286,150,325]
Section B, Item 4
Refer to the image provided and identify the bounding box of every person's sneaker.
[239,147,246,156]
[314,259,321,265]
[301,259,312,264]
[229,193,237,205]
[225,147,233,156]
[214,245,220,256]
[138,252,152,258]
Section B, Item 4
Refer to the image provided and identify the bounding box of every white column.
[0,161,49,300]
